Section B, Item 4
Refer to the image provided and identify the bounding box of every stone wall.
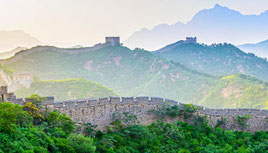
[0,66,33,92]
[11,95,268,132]
[13,72,33,81]
[0,67,13,85]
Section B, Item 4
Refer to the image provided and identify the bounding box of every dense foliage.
[0,102,95,153]
[95,121,268,153]
[0,101,267,153]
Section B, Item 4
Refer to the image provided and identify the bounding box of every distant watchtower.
[105,37,120,46]
[185,37,197,44]
[13,72,33,81]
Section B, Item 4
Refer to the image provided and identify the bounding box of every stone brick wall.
[0,67,13,85]
[0,68,33,92]
[10,95,268,132]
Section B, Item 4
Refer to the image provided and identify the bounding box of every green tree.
[67,134,96,153]
[0,102,30,133]
[44,110,75,134]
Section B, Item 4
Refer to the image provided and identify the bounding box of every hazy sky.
[1,0,268,47]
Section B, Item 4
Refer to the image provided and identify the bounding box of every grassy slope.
[15,79,117,101]
[199,74,268,109]
[3,45,268,109]
[155,43,268,81]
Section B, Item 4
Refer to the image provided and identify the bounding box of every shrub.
[0,102,30,133]
[23,102,44,125]
[237,114,252,130]
[54,137,75,153]
[182,104,198,120]
[67,134,96,153]
[83,123,98,137]
[44,110,75,134]
[215,118,227,128]
[28,94,45,108]
[150,104,198,120]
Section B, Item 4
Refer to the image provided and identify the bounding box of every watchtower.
[185,37,197,44]
[13,72,33,81]
[105,37,120,46]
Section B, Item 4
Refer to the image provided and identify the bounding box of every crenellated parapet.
[46,97,268,116]
[53,97,178,110]
[1,85,267,132]
[49,96,267,132]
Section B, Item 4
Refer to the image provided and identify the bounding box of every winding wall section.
[13,96,268,132]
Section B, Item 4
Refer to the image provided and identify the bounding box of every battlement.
[50,96,267,131]
[53,97,266,116]
[52,97,177,109]
[11,95,267,116]
[1,85,267,132]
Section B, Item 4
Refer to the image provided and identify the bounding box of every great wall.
[0,66,32,92]
[0,36,119,65]
[0,86,267,132]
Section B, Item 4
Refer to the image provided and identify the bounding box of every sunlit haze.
[1,0,268,47]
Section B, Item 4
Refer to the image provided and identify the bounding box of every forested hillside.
[199,74,268,109]
[1,45,268,109]
[14,79,117,101]
[155,43,268,81]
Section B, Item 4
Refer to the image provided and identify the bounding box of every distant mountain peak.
[125,4,268,50]
[0,30,41,51]
[198,3,241,15]
[238,39,268,58]
[260,10,268,16]
[214,4,225,9]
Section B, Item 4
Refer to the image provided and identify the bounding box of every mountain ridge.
[154,42,268,82]
[238,39,268,58]
[125,4,268,50]
[0,47,27,59]
[0,30,41,51]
